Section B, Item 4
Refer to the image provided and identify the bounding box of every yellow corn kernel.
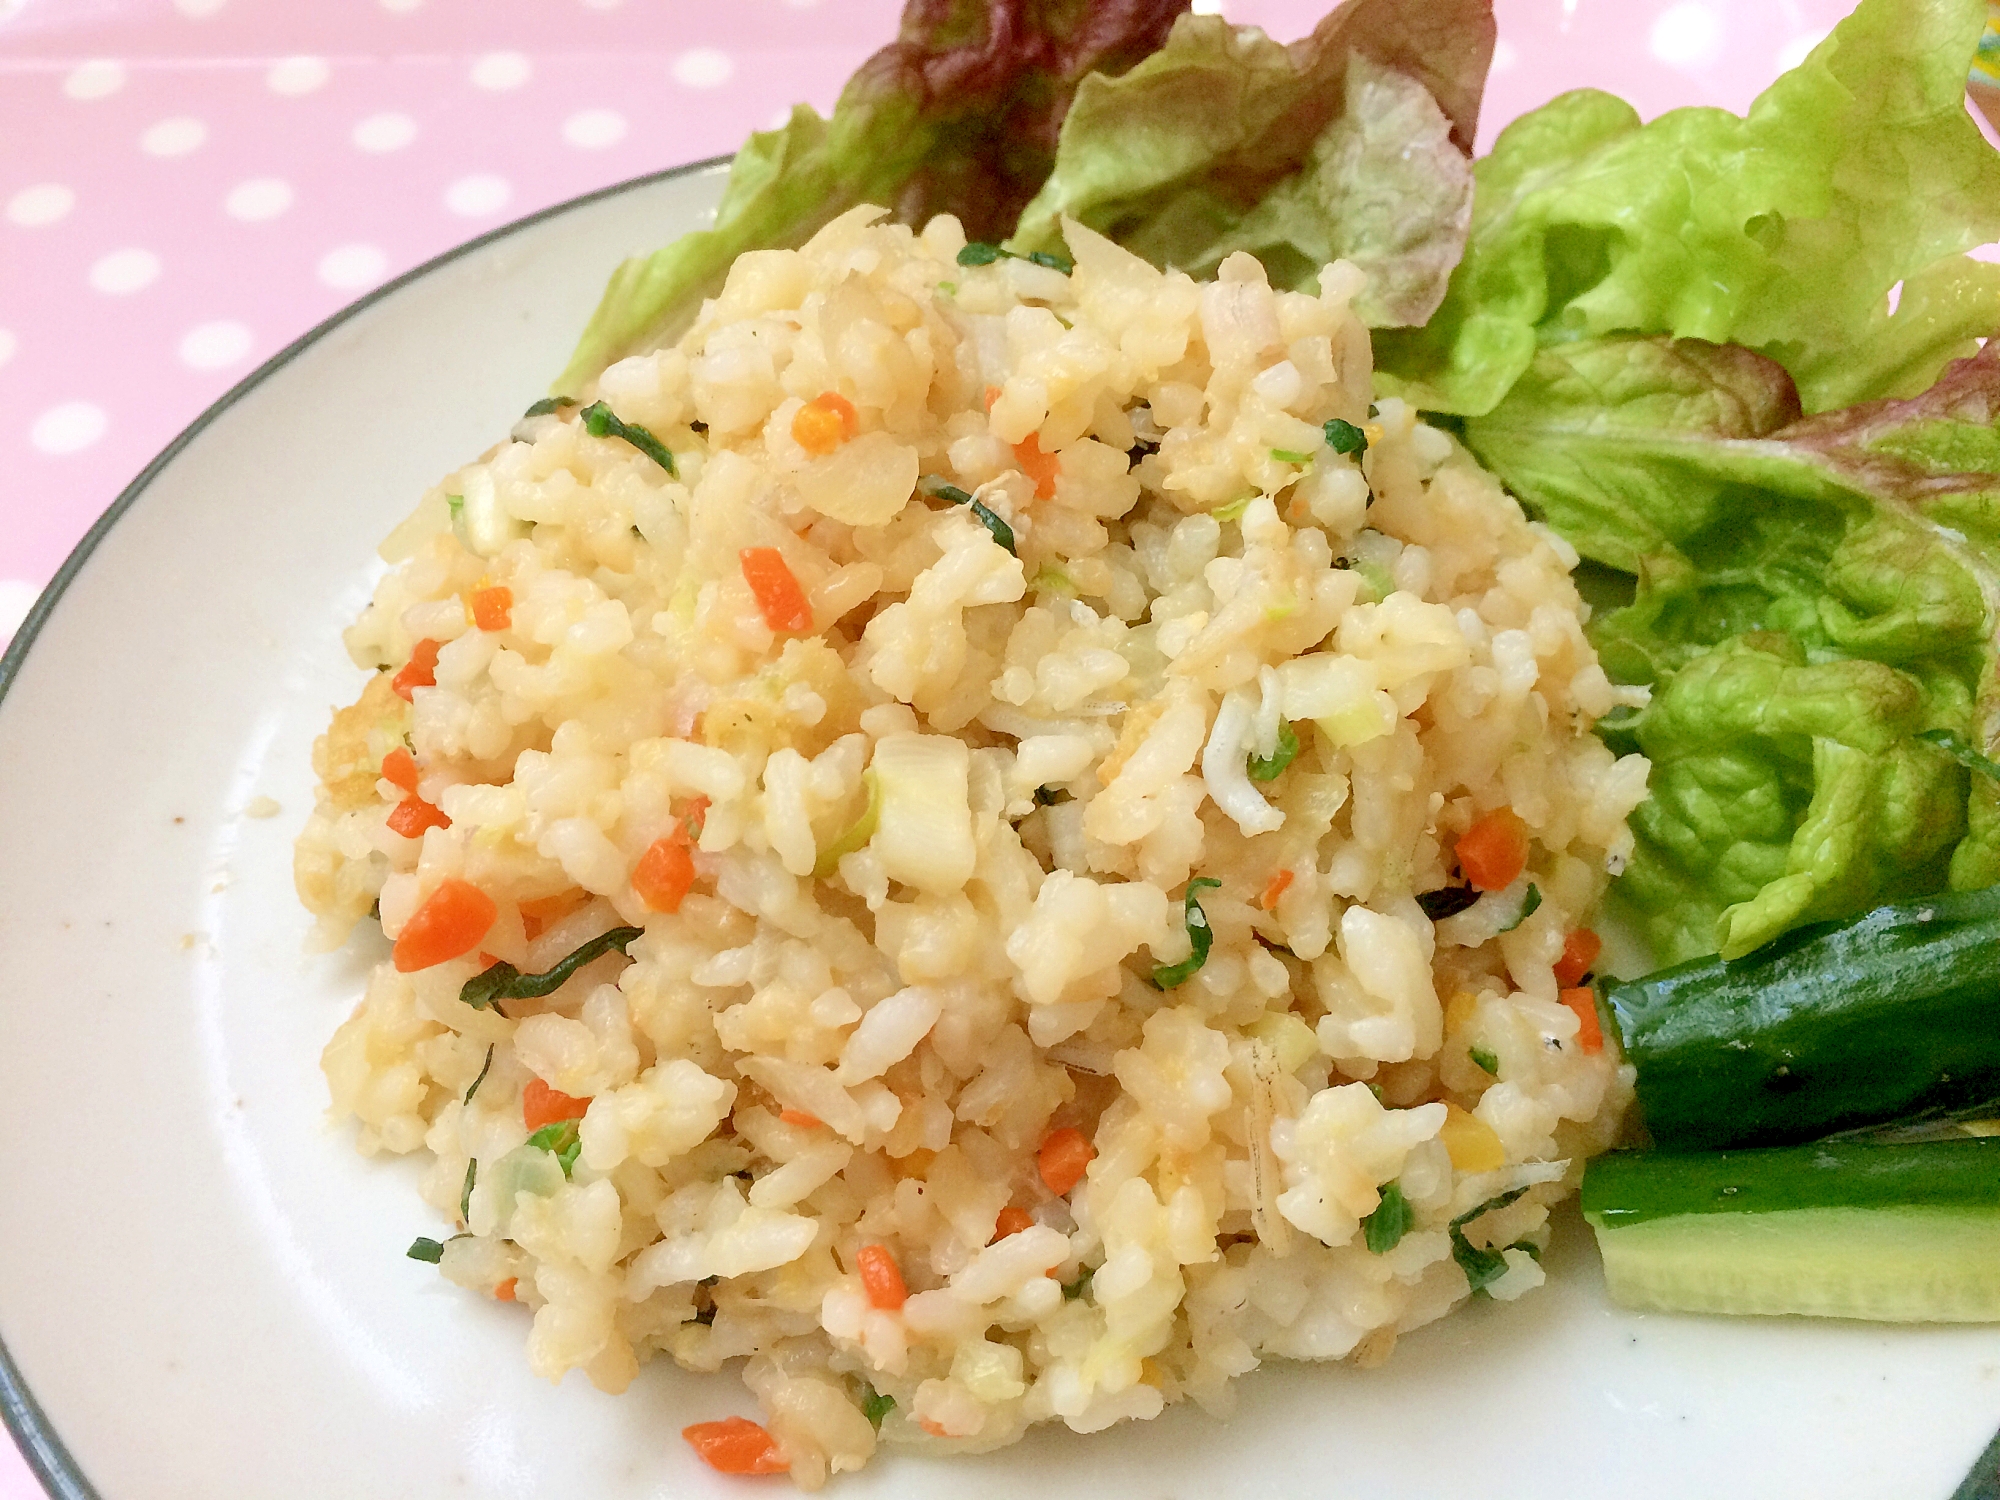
[1443,990,1478,1036]
[1440,1102,1506,1173]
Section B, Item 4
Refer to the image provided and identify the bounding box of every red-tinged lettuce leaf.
[1467,335,2000,963]
[1377,0,2000,415]
[1007,0,1495,327]
[554,0,1187,393]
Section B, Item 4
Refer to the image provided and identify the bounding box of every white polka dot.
[0,328,16,369]
[266,55,329,95]
[351,111,417,152]
[141,116,207,156]
[30,402,107,455]
[178,320,253,371]
[1649,2,1721,68]
[64,58,126,101]
[580,0,621,9]
[562,108,627,150]
[1489,38,1517,74]
[1776,28,1830,73]
[7,184,74,228]
[173,0,226,16]
[318,242,388,290]
[379,0,422,10]
[0,579,39,647]
[470,51,531,91]
[782,0,818,9]
[0,0,24,22]
[1190,0,1224,12]
[225,177,293,222]
[444,173,511,217]
[671,48,734,89]
[89,248,161,295]
[767,105,794,130]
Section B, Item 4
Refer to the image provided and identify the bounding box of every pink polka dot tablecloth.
[0,0,1853,1493]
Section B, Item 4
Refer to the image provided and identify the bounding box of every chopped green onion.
[1916,727,2000,784]
[1152,877,1221,989]
[445,494,464,521]
[813,768,880,878]
[460,926,644,1012]
[955,242,1073,274]
[1030,563,1075,594]
[918,475,1016,554]
[1354,560,1393,603]
[407,1236,445,1263]
[1061,1267,1094,1301]
[1450,1186,1530,1295]
[1210,495,1254,522]
[936,280,958,296]
[459,1159,476,1223]
[1270,448,1312,465]
[521,396,578,419]
[1247,720,1299,782]
[1362,1181,1413,1254]
[464,1044,495,1104]
[859,1385,896,1428]
[1470,1046,1500,1076]
[579,401,676,476]
[1496,883,1542,933]
[1324,418,1368,456]
[527,1120,583,1177]
[1416,886,1481,920]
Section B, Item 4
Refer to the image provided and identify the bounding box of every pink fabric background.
[0,0,1856,1492]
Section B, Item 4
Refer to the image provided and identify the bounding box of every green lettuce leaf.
[1008,0,1495,327]
[1468,335,2000,961]
[1376,0,2000,414]
[554,0,1188,393]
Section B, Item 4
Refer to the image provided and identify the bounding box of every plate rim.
[0,151,730,1500]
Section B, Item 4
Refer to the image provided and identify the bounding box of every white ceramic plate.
[4,161,2000,1500]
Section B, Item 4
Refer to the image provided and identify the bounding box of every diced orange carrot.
[1038,1126,1094,1196]
[392,878,496,972]
[390,638,441,701]
[992,1205,1033,1242]
[682,1417,788,1476]
[919,1417,949,1438]
[522,1076,591,1131]
[633,836,697,913]
[791,391,858,455]
[983,385,1001,411]
[1013,432,1060,500]
[1260,868,1294,910]
[386,794,450,838]
[1456,807,1530,892]
[856,1243,908,1311]
[1561,987,1604,1054]
[380,745,419,794]
[1553,929,1603,988]
[470,585,513,633]
[778,1108,824,1130]
[494,1277,517,1302]
[740,547,812,633]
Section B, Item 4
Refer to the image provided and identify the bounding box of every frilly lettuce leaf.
[1376,0,2000,414]
[1468,334,2000,961]
[554,0,1188,393]
[1007,0,1495,327]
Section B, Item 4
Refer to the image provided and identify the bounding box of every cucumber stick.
[1604,885,2000,1150]
[1582,1138,2000,1321]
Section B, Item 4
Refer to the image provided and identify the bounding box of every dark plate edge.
[0,151,730,1500]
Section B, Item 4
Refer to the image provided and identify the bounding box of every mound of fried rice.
[297,205,1651,1486]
